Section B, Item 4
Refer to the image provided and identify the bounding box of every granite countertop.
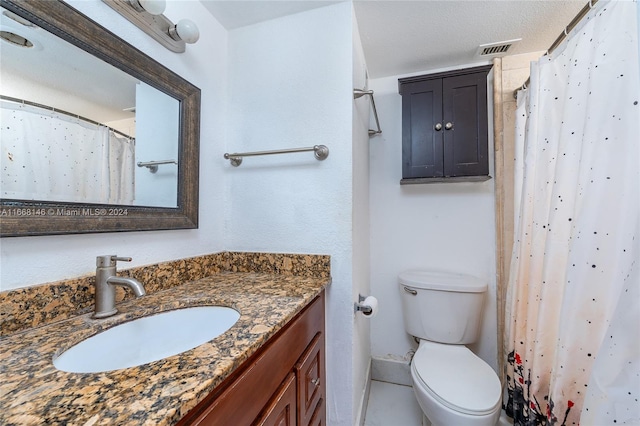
[0,272,330,425]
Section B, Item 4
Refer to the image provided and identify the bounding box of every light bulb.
[136,0,166,15]
[174,19,199,44]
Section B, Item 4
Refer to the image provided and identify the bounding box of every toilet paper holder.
[354,294,374,315]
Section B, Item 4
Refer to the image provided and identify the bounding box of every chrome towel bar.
[353,88,382,136]
[137,159,177,173]
[224,145,329,167]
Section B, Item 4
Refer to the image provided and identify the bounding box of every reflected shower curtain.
[505,1,640,425]
[107,132,135,204]
[0,101,135,204]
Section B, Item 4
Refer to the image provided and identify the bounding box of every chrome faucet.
[93,255,146,319]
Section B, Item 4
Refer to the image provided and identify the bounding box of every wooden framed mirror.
[0,0,200,237]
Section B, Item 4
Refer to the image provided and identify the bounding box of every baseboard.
[370,356,412,386]
[355,360,372,426]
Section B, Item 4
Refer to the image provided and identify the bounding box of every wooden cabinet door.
[253,373,297,426]
[399,65,491,181]
[401,78,444,179]
[307,398,326,426]
[442,71,489,177]
[295,333,324,426]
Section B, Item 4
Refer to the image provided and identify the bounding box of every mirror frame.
[0,0,200,237]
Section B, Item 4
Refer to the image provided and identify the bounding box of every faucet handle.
[96,255,133,267]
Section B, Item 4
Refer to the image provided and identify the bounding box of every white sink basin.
[53,306,240,373]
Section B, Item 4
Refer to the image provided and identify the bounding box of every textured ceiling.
[202,0,587,78]
[354,1,586,78]
[201,1,341,29]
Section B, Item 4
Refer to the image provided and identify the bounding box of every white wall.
[369,64,499,373]
[351,7,372,425]
[224,4,356,424]
[0,3,367,424]
[0,0,228,289]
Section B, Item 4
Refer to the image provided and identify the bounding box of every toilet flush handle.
[403,287,417,295]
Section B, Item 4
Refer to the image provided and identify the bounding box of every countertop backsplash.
[0,251,330,336]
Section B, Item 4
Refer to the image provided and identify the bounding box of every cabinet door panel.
[402,79,443,178]
[307,398,326,426]
[253,373,297,426]
[295,333,324,426]
[442,72,489,177]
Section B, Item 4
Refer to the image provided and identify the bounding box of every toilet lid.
[412,341,501,415]
[398,270,487,293]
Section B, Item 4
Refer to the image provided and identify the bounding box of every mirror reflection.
[0,7,179,208]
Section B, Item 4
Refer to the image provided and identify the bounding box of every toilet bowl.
[398,270,502,426]
[411,340,501,426]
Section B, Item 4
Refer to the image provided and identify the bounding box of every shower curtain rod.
[0,94,134,140]
[513,0,598,98]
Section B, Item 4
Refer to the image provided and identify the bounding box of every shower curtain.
[107,132,135,204]
[505,1,640,425]
[1,101,135,204]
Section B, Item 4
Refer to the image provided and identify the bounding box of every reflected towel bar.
[224,145,329,167]
[137,159,177,173]
[353,89,382,136]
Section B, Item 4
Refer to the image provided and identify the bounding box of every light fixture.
[168,19,200,44]
[101,0,199,53]
[129,0,166,15]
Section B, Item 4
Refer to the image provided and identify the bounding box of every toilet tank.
[398,270,487,344]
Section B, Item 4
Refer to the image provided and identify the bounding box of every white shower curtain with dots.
[1,101,135,205]
[505,1,640,425]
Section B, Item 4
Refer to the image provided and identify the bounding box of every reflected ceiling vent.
[0,31,33,48]
[476,38,521,58]
[2,10,36,27]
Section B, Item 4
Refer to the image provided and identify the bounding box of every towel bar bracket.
[228,156,243,167]
[353,88,382,136]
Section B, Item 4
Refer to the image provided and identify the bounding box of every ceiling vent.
[0,31,33,48]
[476,38,521,58]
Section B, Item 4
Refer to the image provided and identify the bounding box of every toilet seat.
[412,341,501,416]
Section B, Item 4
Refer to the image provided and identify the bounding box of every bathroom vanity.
[0,252,330,425]
[179,292,325,425]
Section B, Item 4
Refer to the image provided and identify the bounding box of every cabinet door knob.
[445,122,453,130]
[311,378,320,386]
[434,123,442,131]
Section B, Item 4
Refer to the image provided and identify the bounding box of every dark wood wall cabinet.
[177,292,326,426]
[398,65,493,184]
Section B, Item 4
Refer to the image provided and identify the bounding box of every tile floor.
[364,380,423,426]
[363,380,514,426]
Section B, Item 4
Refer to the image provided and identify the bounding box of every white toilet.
[398,270,502,426]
